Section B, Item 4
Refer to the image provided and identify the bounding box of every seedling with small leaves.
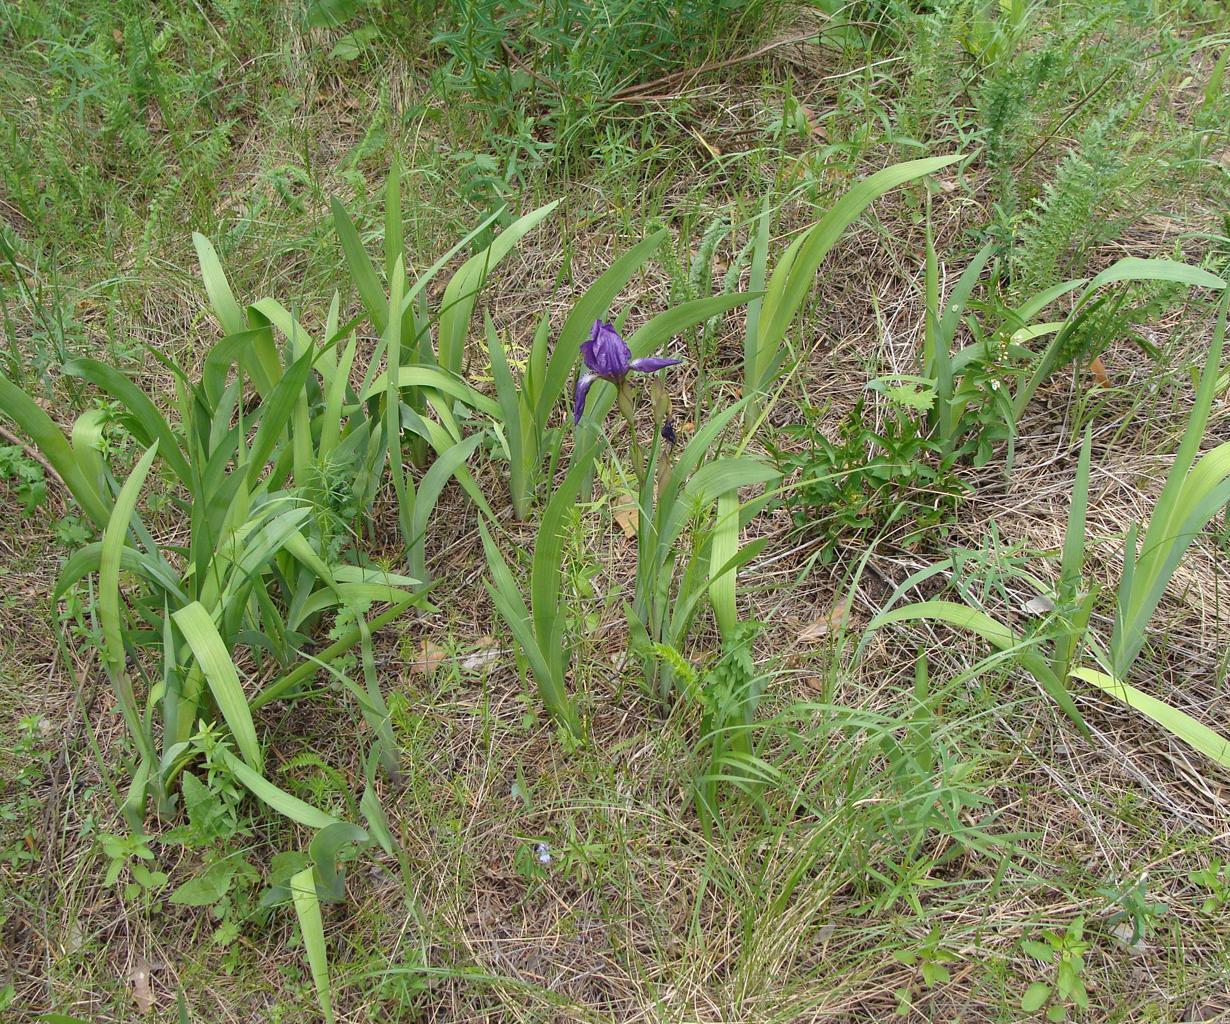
[1020,917,1091,1020]
[892,927,961,1015]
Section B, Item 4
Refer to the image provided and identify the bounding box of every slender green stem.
[251,595,419,712]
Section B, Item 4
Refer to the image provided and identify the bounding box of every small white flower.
[535,842,552,865]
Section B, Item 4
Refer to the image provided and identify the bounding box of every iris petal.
[628,356,682,374]
[573,373,597,424]
[582,320,631,378]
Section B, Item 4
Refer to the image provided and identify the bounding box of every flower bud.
[649,375,670,428]
[617,381,636,425]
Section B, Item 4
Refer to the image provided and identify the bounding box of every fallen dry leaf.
[1022,595,1056,617]
[797,600,850,642]
[797,103,828,142]
[1089,355,1110,387]
[130,958,155,1013]
[613,493,639,540]
[408,639,447,675]
[461,637,500,673]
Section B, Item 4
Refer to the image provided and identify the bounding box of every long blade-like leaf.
[100,443,160,675]
[361,365,502,419]
[220,748,340,829]
[753,155,963,396]
[437,202,558,374]
[1071,667,1230,768]
[869,600,1084,728]
[172,602,263,771]
[63,358,192,486]
[409,433,484,581]
[332,196,388,334]
[193,233,246,336]
[0,372,112,527]
[290,866,337,1024]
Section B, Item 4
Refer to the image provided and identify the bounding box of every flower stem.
[617,381,646,487]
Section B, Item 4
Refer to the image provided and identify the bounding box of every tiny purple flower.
[573,320,681,424]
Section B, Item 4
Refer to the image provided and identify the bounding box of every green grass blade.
[625,292,755,355]
[291,582,416,630]
[56,542,184,603]
[485,312,528,517]
[383,257,413,560]
[409,433,484,582]
[220,749,340,829]
[332,196,388,335]
[870,600,1084,728]
[709,491,739,639]
[1061,426,1093,596]
[192,233,246,336]
[310,821,370,901]
[1015,260,1225,418]
[100,443,159,675]
[361,749,396,857]
[385,156,403,288]
[742,197,771,418]
[69,407,109,501]
[245,342,318,491]
[98,441,160,776]
[931,240,995,441]
[63,358,193,486]
[753,155,963,398]
[249,299,314,358]
[320,324,356,461]
[1081,257,1224,296]
[251,593,420,712]
[1053,426,1093,680]
[531,437,600,651]
[361,365,502,419]
[1112,289,1229,675]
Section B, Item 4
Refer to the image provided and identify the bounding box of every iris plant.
[573,320,680,424]
[574,319,680,483]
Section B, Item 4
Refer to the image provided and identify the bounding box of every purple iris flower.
[573,320,681,424]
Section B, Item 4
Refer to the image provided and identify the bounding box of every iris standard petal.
[628,356,682,374]
[573,373,597,424]
[581,320,631,378]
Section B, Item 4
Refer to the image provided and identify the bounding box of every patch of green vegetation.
[2,0,1230,1020]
